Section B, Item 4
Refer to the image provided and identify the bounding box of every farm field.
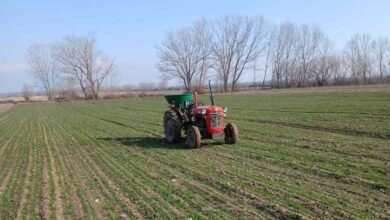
[0,89,389,219]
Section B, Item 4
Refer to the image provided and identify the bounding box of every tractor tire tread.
[164,110,182,143]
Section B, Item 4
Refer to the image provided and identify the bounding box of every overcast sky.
[1,0,389,93]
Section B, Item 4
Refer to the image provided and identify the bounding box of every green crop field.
[0,89,389,219]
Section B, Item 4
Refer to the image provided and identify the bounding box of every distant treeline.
[157,15,390,92]
[26,15,390,101]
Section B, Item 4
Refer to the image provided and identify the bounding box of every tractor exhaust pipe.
[193,92,198,108]
[209,80,215,106]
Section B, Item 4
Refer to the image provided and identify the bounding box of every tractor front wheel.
[224,123,238,144]
[186,126,201,148]
[164,110,182,143]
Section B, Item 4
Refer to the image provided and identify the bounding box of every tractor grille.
[210,112,223,128]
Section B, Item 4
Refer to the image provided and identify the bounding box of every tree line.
[157,15,390,92]
[26,34,115,100]
[27,16,390,100]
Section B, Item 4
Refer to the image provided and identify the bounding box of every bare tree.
[270,22,343,88]
[344,34,374,84]
[55,34,115,99]
[271,21,297,88]
[333,55,348,85]
[211,16,269,91]
[372,37,390,82]
[22,84,34,101]
[26,44,59,100]
[157,16,390,89]
[294,24,324,87]
[313,37,338,86]
[194,22,213,92]
[262,26,276,87]
[157,20,212,92]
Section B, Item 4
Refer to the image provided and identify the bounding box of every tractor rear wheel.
[224,123,238,144]
[186,126,201,148]
[164,110,182,143]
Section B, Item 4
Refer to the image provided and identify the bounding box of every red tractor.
[163,80,238,148]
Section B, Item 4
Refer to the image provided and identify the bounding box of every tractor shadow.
[98,136,224,150]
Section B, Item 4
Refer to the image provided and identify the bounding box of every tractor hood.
[195,106,224,115]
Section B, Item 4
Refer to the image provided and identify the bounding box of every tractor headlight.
[201,109,207,115]
[223,107,228,113]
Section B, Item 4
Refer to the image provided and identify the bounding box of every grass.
[0,88,389,219]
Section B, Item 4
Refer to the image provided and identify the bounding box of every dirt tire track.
[42,122,65,220]
[0,119,27,197]
[16,121,35,220]
[67,109,193,217]
[0,118,25,161]
[58,141,105,219]
[0,118,32,219]
[51,107,172,217]
[240,118,390,140]
[77,148,144,219]
[39,119,50,220]
[44,121,104,219]
[134,147,276,219]
[75,133,180,218]
[49,111,145,219]
[40,128,84,220]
